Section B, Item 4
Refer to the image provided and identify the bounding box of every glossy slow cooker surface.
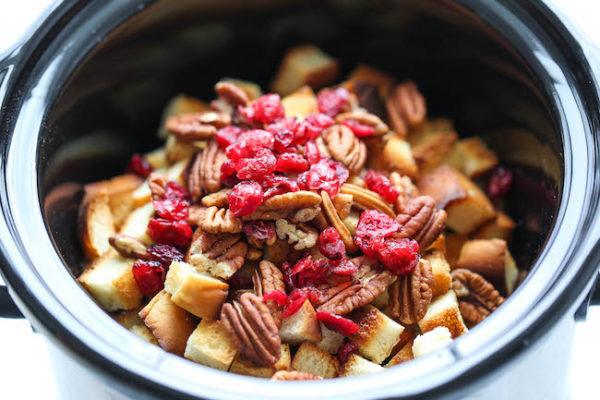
[2,0,600,399]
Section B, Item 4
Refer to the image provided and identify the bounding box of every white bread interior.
[349,305,405,364]
[184,319,237,370]
[291,342,339,379]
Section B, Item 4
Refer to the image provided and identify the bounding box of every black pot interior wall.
[39,0,561,280]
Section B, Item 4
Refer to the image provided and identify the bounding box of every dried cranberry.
[373,238,420,275]
[275,152,309,174]
[126,154,153,178]
[290,255,328,287]
[228,181,264,217]
[147,218,193,247]
[164,181,191,201]
[296,113,335,144]
[328,258,357,276]
[487,166,513,200]
[304,140,323,165]
[340,119,375,137]
[298,159,349,199]
[260,175,300,199]
[226,129,274,161]
[239,94,285,124]
[132,260,166,298]
[317,311,359,335]
[216,126,243,150]
[364,170,399,203]
[243,221,275,241]
[263,290,288,306]
[282,289,308,318]
[152,198,189,221]
[146,244,184,266]
[236,148,277,181]
[220,160,241,187]
[355,210,400,254]
[317,87,350,117]
[318,227,346,260]
[337,341,359,364]
[267,117,299,153]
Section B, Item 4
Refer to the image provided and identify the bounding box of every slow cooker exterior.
[1,1,600,399]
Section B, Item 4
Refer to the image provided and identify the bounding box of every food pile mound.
[77,45,523,379]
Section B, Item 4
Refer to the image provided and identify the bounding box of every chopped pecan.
[386,81,426,137]
[242,191,321,221]
[321,190,358,253]
[291,207,321,223]
[166,111,230,141]
[335,111,389,136]
[271,371,322,381]
[332,193,353,220]
[188,140,227,199]
[220,292,282,367]
[253,260,285,327]
[108,234,148,259]
[275,219,318,250]
[319,125,367,173]
[198,206,243,234]
[187,204,205,226]
[317,257,396,315]
[245,221,277,249]
[395,196,447,249]
[389,172,419,213]
[340,183,395,218]
[201,189,230,207]
[147,172,167,200]
[215,81,250,107]
[451,268,505,327]
[187,230,247,279]
[389,259,434,324]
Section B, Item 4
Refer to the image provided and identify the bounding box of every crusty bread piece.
[165,134,205,164]
[412,326,453,358]
[371,290,389,310]
[281,86,318,119]
[409,118,455,146]
[426,233,446,254]
[79,188,115,260]
[315,323,345,354]
[445,233,468,267]
[411,130,458,177]
[118,202,155,245]
[144,147,169,170]
[343,64,395,98]
[349,305,405,364]
[78,250,142,311]
[424,250,451,298]
[279,299,322,345]
[418,290,468,339]
[418,165,495,234]
[129,324,159,344]
[270,45,339,96]
[474,210,516,242]
[164,261,229,319]
[291,342,339,379]
[450,137,498,178]
[229,344,290,377]
[139,291,197,355]
[385,339,414,367]
[132,159,188,207]
[383,134,418,177]
[185,319,237,370]
[158,94,209,139]
[113,308,158,344]
[339,354,384,377]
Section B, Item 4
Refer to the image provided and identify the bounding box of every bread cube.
[418,165,495,234]
[164,134,204,164]
[474,210,516,242]
[229,344,290,377]
[418,291,468,339]
[78,250,142,311]
[184,319,237,370]
[424,250,451,298]
[344,64,395,98]
[164,261,229,319]
[270,45,339,96]
[452,137,498,178]
[411,130,458,177]
[79,188,115,260]
[291,342,339,378]
[118,202,155,245]
[445,233,468,267]
[139,291,197,355]
[382,134,418,177]
[339,354,384,376]
[412,327,453,358]
[315,323,345,354]
[349,305,405,364]
[113,309,158,344]
[386,340,414,367]
[279,299,322,345]
[158,94,209,139]
[281,86,318,119]
[144,147,169,170]
[426,232,446,254]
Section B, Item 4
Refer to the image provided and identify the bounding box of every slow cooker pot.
[1,0,600,398]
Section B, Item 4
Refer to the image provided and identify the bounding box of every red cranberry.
[275,152,309,173]
[337,341,359,365]
[164,181,191,201]
[282,289,308,318]
[220,160,240,187]
[236,148,277,181]
[126,154,153,178]
[263,290,288,306]
[132,260,166,298]
[243,221,275,241]
[228,181,264,217]
[296,113,335,144]
[364,170,399,203]
[304,140,323,165]
[290,255,328,287]
[373,238,420,275]
[487,166,513,200]
[317,311,359,335]
[146,244,184,267]
[239,94,285,124]
[297,159,349,199]
[216,126,243,150]
[340,119,375,137]
[318,227,346,260]
[226,129,274,161]
[147,218,193,248]
[328,258,357,276]
[260,175,300,199]
[267,117,299,153]
[355,210,400,251]
[317,87,351,117]
[152,198,189,221]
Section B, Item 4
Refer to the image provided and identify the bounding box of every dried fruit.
[132,260,165,298]
[236,148,277,181]
[164,181,191,201]
[487,166,513,200]
[228,181,264,217]
[239,94,285,124]
[364,170,399,204]
[263,290,288,306]
[267,117,299,152]
[318,227,346,260]
[216,126,243,150]
[146,244,184,266]
[340,119,375,137]
[146,218,193,247]
[290,255,327,287]
[298,159,349,199]
[282,289,309,318]
[317,87,351,117]
[316,311,359,335]
[296,113,335,144]
[337,340,359,364]
[226,129,274,161]
[126,154,153,178]
[244,221,276,244]
[275,152,309,173]
[304,140,324,165]
[152,197,189,221]
[372,238,420,275]
[336,111,389,136]
[355,209,400,255]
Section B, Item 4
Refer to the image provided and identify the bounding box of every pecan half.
[148,172,167,200]
[389,259,434,324]
[253,260,285,327]
[271,371,322,381]
[201,189,230,207]
[335,111,389,136]
[188,140,227,199]
[340,183,395,217]
[187,230,247,279]
[275,219,318,250]
[386,82,426,137]
[109,234,148,259]
[318,257,396,315]
[220,292,281,367]
[166,111,230,141]
[319,125,367,173]
[198,206,243,234]
[451,268,505,327]
[332,193,353,220]
[215,81,250,107]
[242,191,321,221]
[321,190,358,253]
[390,172,419,213]
[395,196,447,249]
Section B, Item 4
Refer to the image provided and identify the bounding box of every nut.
[451,268,505,327]
[275,219,318,250]
[395,196,447,249]
[291,207,321,223]
[245,221,277,249]
[198,206,243,234]
[220,292,282,367]
[187,230,247,279]
[389,172,419,213]
[215,81,250,107]
[187,204,205,226]
[247,247,263,260]
[389,259,434,324]
[147,172,167,200]
[201,189,230,207]
[320,125,367,173]
[253,260,285,327]
[332,193,353,220]
[166,111,230,141]
[321,190,358,254]
[242,191,321,221]
[335,111,389,136]
[271,371,322,380]
[340,183,395,218]
[386,81,426,136]
[188,139,227,199]
[108,234,148,259]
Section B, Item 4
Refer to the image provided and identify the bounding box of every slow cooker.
[0,0,599,398]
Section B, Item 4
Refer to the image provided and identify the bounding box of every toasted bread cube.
[383,134,418,177]
[339,354,384,376]
[386,339,414,367]
[144,147,169,170]
[446,233,468,267]
[164,261,229,319]
[158,94,209,139]
[113,309,158,344]
[349,306,405,364]
[291,342,339,378]
[279,299,322,345]
[412,327,453,358]
[79,189,115,260]
[130,324,159,344]
[424,250,451,298]
[104,175,144,229]
[418,165,495,234]
[132,159,188,207]
[426,233,446,254]
[315,323,345,354]
[164,134,205,164]
[222,78,262,100]
[184,319,237,370]
[229,344,291,377]
[453,137,498,178]
[371,290,389,310]
[344,64,395,97]
[119,202,155,245]
[281,86,318,119]
[474,210,516,242]
[411,130,458,177]
[271,45,339,96]
[409,118,455,146]
[418,291,468,339]
[139,291,197,355]
[78,251,142,311]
